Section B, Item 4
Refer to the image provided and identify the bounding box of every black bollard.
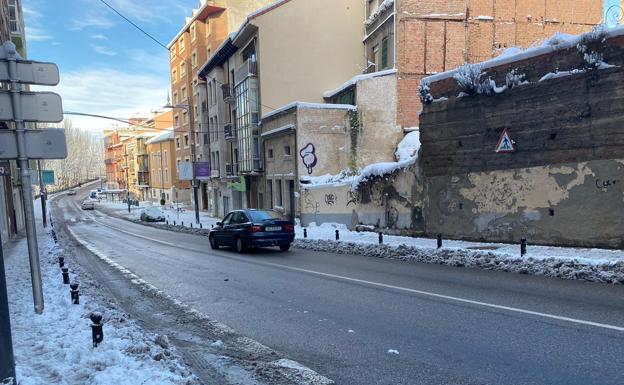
[182,221,184,227]
[303,228,307,238]
[90,313,104,347]
[200,223,203,229]
[58,256,65,268]
[70,283,80,305]
[437,234,442,248]
[166,220,168,225]
[61,267,70,284]
[211,224,214,228]
[190,223,193,228]
[335,229,339,241]
[521,238,527,256]
[173,221,176,226]
[379,232,383,244]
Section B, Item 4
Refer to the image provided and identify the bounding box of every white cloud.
[108,0,173,24]
[91,44,117,56]
[23,5,53,41]
[70,14,115,30]
[37,68,170,133]
[25,26,53,41]
[90,33,108,40]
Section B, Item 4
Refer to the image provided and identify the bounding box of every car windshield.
[247,210,281,222]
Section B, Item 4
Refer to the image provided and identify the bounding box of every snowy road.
[53,191,624,385]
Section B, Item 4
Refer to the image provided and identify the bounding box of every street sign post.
[0,40,64,385]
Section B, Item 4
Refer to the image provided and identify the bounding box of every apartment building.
[197,0,364,218]
[363,0,608,128]
[167,0,273,209]
[146,131,176,204]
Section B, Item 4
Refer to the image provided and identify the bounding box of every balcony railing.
[224,123,235,141]
[226,163,239,176]
[221,84,234,103]
[235,59,257,84]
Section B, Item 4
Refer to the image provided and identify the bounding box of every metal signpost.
[0,41,65,385]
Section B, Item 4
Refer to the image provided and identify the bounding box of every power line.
[98,0,280,114]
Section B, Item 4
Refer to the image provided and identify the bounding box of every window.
[284,145,291,156]
[175,136,180,148]
[173,92,178,104]
[164,169,168,182]
[172,69,177,82]
[267,180,273,207]
[183,111,188,125]
[180,62,186,77]
[192,51,197,68]
[178,36,185,52]
[194,105,198,118]
[381,37,389,69]
[205,20,211,36]
[170,46,176,61]
[268,148,273,158]
[208,83,212,105]
[191,24,196,41]
[184,134,189,147]
[203,133,208,144]
[207,47,211,58]
[164,150,168,164]
[276,180,283,206]
[370,44,379,69]
[182,86,187,100]
[176,158,181,174]
[174,115,179,127]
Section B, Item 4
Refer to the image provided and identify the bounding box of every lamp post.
[124,146,130,213]
[164,103,200,224]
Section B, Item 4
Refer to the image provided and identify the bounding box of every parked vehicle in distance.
[67,189,76,195]
[81,200,95,210]
[209,209,295,253]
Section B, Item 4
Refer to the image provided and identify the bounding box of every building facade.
[146,131,176,205]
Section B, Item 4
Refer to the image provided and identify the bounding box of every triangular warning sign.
[495,128,515,153]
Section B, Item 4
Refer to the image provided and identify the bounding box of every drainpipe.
[393,0,397,69]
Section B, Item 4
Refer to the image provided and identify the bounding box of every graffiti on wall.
[302,189,320,214]
[324,193,337,206]
[299,143,317,174]
[595,178,618,190]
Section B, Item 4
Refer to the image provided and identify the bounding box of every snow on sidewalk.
[4,232,198,385]
[98,200,220,229]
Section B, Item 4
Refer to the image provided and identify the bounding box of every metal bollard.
[166,220,169,225]
[379,232,383,244]
[211,224,214,228]
[61,267,70,284]
[58,256,65,268]
[70,282,80,304]
[90,313,104,347]
[303,228,307,238]
[173,221,176,226]
[182,221,184,227]
[200,223,203,229]
[190,223,193,228]
[335,229,339,241]
[437,234,442,248]
[521,238,527,256]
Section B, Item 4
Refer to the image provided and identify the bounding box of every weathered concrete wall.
[424,159,624,248]
[355,74,402,168]
[300,163,425,233]
[296,108,350,177]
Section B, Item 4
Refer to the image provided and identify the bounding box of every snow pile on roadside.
[6,234,198,385]
[292,239,624,284]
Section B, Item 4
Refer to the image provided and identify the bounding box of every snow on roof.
[145,130,174,145]
[365,0,394,27]
[261,124,295,138]
[323,69,397,98]
[423,25,624,84]
[261,101,357,121]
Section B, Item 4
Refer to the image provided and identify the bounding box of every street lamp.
[163,103,200,224]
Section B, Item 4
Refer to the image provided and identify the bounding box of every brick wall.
[396,0,605,128]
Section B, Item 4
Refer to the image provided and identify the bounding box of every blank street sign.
[0,128,67,159]
[0,60,59,86]
[0,91,63,122]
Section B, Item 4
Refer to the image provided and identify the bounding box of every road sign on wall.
[195,161,211,180]
[178,161,193,181]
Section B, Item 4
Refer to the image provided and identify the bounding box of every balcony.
[211,169,220,178]
[221,84,234,104]
[225,163,238,176]
[224,123,236,141]
[235,59,257,84]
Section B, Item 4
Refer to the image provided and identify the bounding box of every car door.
[215,212,233,243]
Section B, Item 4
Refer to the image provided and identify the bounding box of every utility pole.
[37,160,46,228]
[187,59,200,225]
[125,146,130,213]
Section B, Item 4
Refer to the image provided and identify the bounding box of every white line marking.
[73,214,624,333]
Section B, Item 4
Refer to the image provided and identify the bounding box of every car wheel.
[279,244,290,252]
[235,237,247,253]
[209,235,219,250]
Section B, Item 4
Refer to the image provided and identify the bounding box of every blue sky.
[23,0,198,132]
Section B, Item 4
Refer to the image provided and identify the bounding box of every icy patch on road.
[292,239,624,285]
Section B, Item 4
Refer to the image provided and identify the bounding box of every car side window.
[222,213,233,225]
[239,213,250,223]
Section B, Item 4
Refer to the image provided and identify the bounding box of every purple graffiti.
[299,143,317,174]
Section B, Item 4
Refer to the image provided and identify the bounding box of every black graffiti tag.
[595,179,618,190]
[324,193,337,206]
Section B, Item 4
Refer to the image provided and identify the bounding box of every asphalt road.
[53,191,624,385]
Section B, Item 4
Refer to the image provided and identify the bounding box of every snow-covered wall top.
[261,101,357,121]
[423,25,624,85]
[323,69,397,99]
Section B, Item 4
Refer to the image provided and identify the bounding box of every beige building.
[198,0,365,217]
[146,131,177,204]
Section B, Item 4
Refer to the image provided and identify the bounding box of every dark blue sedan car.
[209,209,295,253]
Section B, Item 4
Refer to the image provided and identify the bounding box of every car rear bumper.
[246,233,295,247]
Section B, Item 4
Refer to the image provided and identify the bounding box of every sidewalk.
[3,218,198,384]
